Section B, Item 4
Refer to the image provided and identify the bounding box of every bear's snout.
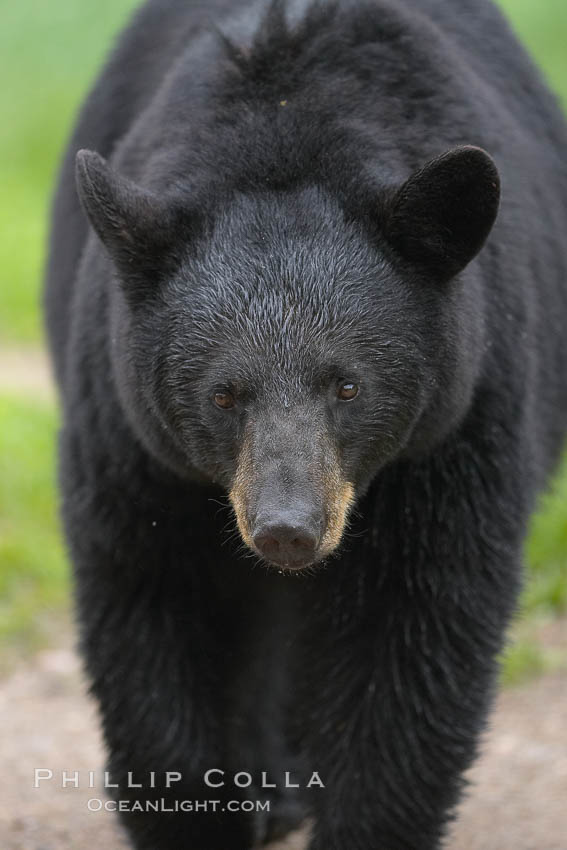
[228,420,355,569]
[252,511,321,569]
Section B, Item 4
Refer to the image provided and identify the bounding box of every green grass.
[499,0,567,106]
[0,0,138,342]
[501,626,566,687]
[500,463,567,685]
[0,395,67,654]
[524,466,567,613]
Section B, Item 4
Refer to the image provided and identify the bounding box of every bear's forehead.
[169,232,413,378]
[168,191,408,372]
[185,274,363,351]
[186,186,385,291]
[183,230,386,334]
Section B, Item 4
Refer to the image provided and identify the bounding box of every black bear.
[44,0,567,848]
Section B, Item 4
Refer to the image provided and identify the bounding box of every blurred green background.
[0,0,565,680]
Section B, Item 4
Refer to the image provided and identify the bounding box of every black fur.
[44,1,567,848]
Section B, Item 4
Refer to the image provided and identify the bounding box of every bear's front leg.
[60,435,256,850]
[304,600,503,850]
[84,591,256,850]
[301,450,524,850]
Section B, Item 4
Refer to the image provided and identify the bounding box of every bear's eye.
[213,391,235,410]
[337,381,359,402]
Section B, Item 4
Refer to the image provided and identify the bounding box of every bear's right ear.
[383,146,500,282]
[75,150,179,302]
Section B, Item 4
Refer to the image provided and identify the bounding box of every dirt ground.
[0,347,55,401]
[0,631,565,850]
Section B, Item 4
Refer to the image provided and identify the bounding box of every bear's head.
[76,146,499,569]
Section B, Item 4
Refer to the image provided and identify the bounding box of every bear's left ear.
[76,149,182,303]
[384,146,500,281]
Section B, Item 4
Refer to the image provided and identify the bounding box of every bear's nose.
[252,515,320,569]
